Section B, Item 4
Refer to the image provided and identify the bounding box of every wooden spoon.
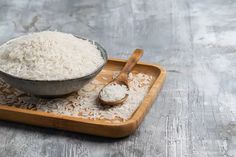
[98,49,144,106]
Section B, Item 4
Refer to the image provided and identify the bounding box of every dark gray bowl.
[0,36,107,98]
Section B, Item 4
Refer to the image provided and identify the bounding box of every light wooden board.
[0,59,166,138]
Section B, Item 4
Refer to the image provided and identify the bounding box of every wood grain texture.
[0,0,235,157]
[0,59,166,138]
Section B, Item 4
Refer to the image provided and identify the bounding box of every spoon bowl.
[98,81,129,106]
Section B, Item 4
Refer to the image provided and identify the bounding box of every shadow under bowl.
[0,37,108,98]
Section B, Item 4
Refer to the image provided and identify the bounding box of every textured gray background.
[0,0,236,156]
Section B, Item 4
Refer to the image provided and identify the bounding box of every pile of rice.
[0,31,104,80]
[100,83,128,102]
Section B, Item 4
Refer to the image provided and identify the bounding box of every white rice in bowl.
[0,31,105,80]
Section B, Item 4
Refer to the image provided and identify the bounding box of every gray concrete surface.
[0,0,235,156]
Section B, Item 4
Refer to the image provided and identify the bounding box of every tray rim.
[0,58,166,137]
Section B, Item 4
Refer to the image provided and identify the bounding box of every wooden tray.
[0,59,166,138]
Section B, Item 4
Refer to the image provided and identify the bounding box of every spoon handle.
[117,49,144,81]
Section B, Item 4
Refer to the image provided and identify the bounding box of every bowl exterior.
[0,68,101,97]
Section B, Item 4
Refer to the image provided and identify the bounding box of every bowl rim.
[0,35,108,82]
